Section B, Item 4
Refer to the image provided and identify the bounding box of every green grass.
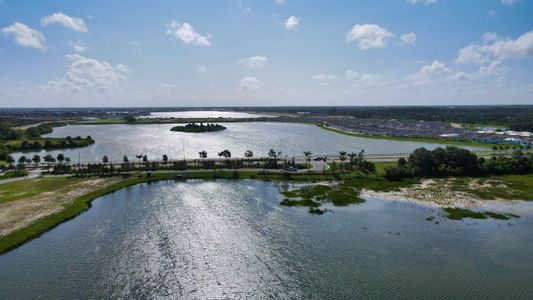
[448,174,533,201]
[319,125,495,148]
[443,208,488,220]
[443,207,520,220]
[374,161,397,176]
[0,174,167,254]
[0,177,82,204]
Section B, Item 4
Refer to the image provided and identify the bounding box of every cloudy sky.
[1,0,532,107]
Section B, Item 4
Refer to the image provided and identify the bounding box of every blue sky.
[1,0,532,107]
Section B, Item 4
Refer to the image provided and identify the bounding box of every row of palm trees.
[6,153,71,168]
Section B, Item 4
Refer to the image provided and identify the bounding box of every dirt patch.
[362,178,524,209]
[0,178,122,238]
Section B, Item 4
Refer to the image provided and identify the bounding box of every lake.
[13,122,483,163]
[140,110,273,119]
[0,180,532,299]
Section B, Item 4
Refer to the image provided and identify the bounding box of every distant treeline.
[385,146,533,180]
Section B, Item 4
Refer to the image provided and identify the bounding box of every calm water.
[13,122,482,162]
[140,110,273,119]
[0,180,532,299]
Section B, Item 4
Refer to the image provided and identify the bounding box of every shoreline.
[1,171,531,254]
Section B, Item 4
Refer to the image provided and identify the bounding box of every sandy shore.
[0,177,121,238]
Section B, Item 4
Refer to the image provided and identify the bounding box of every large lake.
[14,122,483,162]
[0,180,532,299]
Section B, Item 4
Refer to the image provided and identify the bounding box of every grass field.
[319,125,497,148]
[447,174,533,200]
[0,177,81,204]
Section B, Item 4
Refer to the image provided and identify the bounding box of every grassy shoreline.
[1,169,531,254]
[318,125,496,148]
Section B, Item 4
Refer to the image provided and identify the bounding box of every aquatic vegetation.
[443,207,520,221]
[280,182,364,214]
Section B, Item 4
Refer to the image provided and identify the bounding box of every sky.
[0,0,533,107]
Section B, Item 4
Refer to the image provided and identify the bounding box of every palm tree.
[303,151,312,171]
[348,152,357,170]
[57,153,65,165]
[32,154,41,166]
[123,155,129,163]
[102,155,109,165]
[65,157,71,165]
[43,154,55,168]
[162,154,168,164]
[6,155,14,169]
[339,151,347,169]
[199,150,207,159]
[244,150,253,166]
[218,150,231,158]
[18,156,27,166]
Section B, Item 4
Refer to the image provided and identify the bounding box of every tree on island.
[162,154,168,165]
[102,155,109,165]
[123,155,129,163]
[171,123,226,133]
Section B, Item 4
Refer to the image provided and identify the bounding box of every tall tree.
[32,154,41,166]
[57,153,65,165]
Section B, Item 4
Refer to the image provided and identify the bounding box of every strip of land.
[1,167,532,254]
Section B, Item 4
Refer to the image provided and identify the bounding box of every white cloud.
[487,10,498,18]
[1,22,46,50]
[275,0,286,5]
[456,31,533,64]
[360,74,385,86]
[70,40,88,53]
[238,56,268,68]
[346,24,393,50]
[196,64,213,74]
[165,21,211,46]
[501,0,521,5]
[285,16,299,30]
[312,73,336,81]
[320,82,331,88]
[406,0,437,4]
[41,12,88,33]
[239,77,264,92]
[345,69,359,80]
[400,32,417,45]
[129,40,145,58]
[409,60,450,85]
[116,64,131,74]
[38,54,128,95]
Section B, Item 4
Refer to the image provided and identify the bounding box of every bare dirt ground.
[362,178,523,209]
[0,178,122,238]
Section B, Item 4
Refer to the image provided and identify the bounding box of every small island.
[170,123,226,133]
